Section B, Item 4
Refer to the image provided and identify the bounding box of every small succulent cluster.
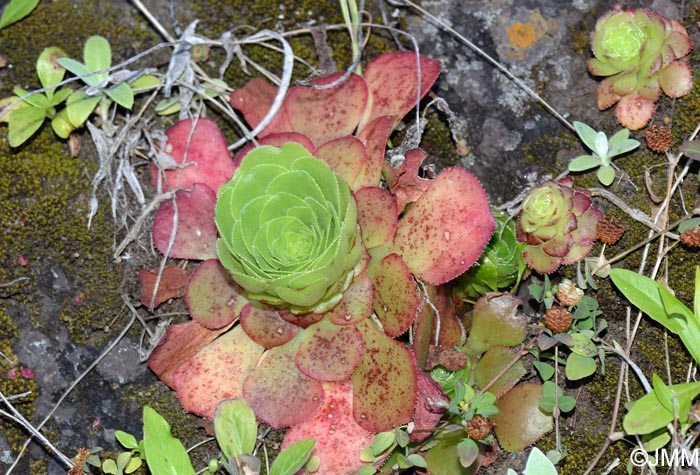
[516,177,602,274]
[587,6,693,130]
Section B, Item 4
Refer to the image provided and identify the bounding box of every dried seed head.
[544,306,574,333]
[645,124,673,153]
[557,278,584,307]
[680,226,700,248]
[597,215,626,245]
[467,414,493,440]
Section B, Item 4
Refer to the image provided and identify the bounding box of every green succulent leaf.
[36,47,67,92]
[65,90,100,128]
[573,121,599,152]
[0,0,40,30]
[568,155,602,172]
[84,35,111,83]
[597,165,616,186]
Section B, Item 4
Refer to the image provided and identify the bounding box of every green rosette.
[215,142,362,314]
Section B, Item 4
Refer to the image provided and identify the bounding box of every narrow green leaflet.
[623,381,700,435]
[268,439,315,475]
[105,82,134,110]
[84,35,111,83]
[568,155,601,172]
[372,431,396,456]
[573,121,599,152]
[8,106,45,147]
[115,430,139,450]
[36,46,67,92]
[0,0,40,30]
[142,406,195,475]
[213,399,258,460]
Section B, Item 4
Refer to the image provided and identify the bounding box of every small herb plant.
[568,121,640,186]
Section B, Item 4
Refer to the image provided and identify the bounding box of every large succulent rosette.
[215,143,363,314]
[587,6,693,130]
[516,177,601,274]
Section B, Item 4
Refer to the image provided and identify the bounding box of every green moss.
[0,374,39,451]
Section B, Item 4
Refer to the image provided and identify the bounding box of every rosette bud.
[215,142,363,314]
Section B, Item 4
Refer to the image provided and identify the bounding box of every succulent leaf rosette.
[516,177,602,274]
[146,52,496,474]
[215,142,363,314]
[587,6,693,130]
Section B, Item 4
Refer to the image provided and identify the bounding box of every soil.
[0,0,698,474]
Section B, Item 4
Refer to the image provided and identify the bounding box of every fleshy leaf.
[352,319,417,432]
[615,93,655,130]
[8,106,46,147]
[357,115,395,185]
[466,293,526,355]
[36,46,67,91]
[148,320,228,388]
[240,303,298,349]
[366,253,421,337]
[230,77,292,136]
[314,136,372,190]
[282,380,373,475]
[659,61,693,98]
[295,317,364,381]
[284,72,368,147]
[328,272,374,326]
[173,325,264,418]
[387,148,432,212]
[152,183,218,260]
[150,118,235,193]
[185,259,247,329]
[358,51,441,133]
[355,186,398,249]
[410,371,449,442]
[393,168,495,284]
[139,265,189,309]
[234,132,315,168]
[492,383,553,451]
[243,338,324,428]
[474,345,526,397]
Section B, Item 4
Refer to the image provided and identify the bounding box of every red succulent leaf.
[285,72,368,146]
[352,318,417,432]
[152,183,218,260]
[282,380,373,475]
[659,61,693,98]
[366,253,421,337]
[424,345,467,372]
[279,309,325,329]
[149,118,235,193]
[239,302,298,349]
[411,370,449,442]
[393,168,496,284]
[328,272,374,326]
[355,186,398,249]
[243,338,324,429]
[138,265,189,309]
[358,51,441,134]
[173,325,264,418]
[596,77,621,110]
[314,136,372,190]
[295,317,364,381]
[615,93,655,130]
[230,77,292,136]
[148,320,230,388]
[412,284,462,369]
[234,132,315,168]
[492,383,553,451]
[185,259,247,329]
[388,148,432,212]
[357,115,395,185]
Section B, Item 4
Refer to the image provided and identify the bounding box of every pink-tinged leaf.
[474,345,526,397]
[387,148,432,212]
[279,309,324,329]
[240,302,298,348]
[149,118,235,193]
[393,168,496,284]
[139,265,189,309]
[243,338,324,428]
[284,72,368,147]
[230,77,291,136]
[233,132,315,168]
[357,115,394,185]
[615,93,655,130]
[352,319,417,432]
[282,380,373,475]
[411,371,449,442]
[659,61,693,98]
[365,253,421,337]
[173,325,264,418]
[149,321,228,388]
[295,317,364,381]
[314,136,372,190]
[328,272,374,326]
[355,186,398,249]
[358,52,441,133]
[152,183,218,260]
[186,259,247,329]
[492,383,553,451]
[596,78,621,110]
[466,293,526,355]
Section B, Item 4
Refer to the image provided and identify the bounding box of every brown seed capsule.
[597,215,626,245]
[556,279,584,307]
[680,226,700,248]
[544,306,574,333]
[645,124,673,153]
[467,414,493,440]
